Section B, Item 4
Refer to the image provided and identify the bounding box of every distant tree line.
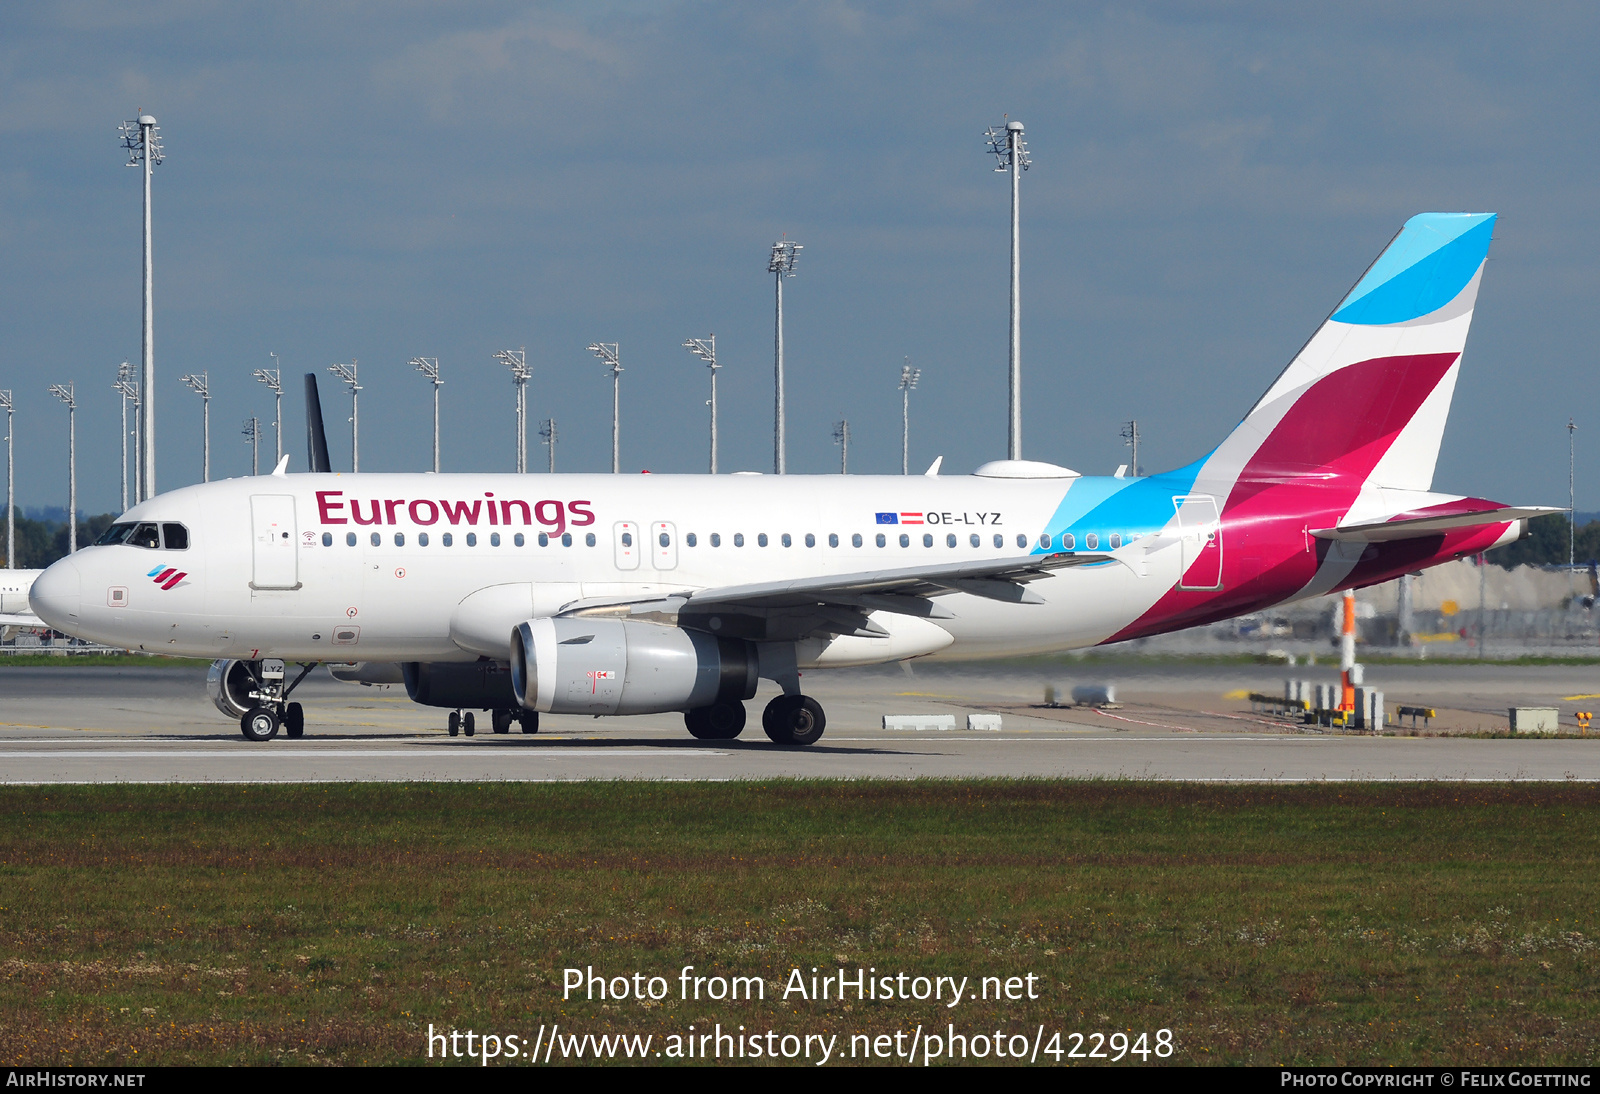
[0,513,115,569]
[1487,513,1600,570]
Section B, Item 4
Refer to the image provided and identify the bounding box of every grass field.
[0,781,1594,1067]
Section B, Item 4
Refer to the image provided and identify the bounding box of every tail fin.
[1213,212,1495,494]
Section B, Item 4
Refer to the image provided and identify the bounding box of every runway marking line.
[0,749,723,759]
[1094,709,1196,733]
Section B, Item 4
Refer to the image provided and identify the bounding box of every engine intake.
[510,618,757,715]
[207,658,258,719]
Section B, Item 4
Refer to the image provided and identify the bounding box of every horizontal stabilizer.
[1312,505,1560,543]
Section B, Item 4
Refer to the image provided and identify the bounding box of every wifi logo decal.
[147,565,189,591]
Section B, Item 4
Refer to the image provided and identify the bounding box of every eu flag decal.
[875,512,899,525]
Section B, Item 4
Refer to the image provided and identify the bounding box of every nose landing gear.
[235,660,317,743]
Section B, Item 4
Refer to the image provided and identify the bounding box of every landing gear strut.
[761,694,825,746]
[685,700,747,740]
[236,659,317,743]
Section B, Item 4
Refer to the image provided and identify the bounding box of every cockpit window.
[95,521,184,550]
[95,523,135,546]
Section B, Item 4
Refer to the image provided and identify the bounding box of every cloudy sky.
[3,2,1598,513]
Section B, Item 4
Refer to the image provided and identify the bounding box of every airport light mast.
[682,335,720,474]
[254,355,283,464]
[769,239,801,474]
[180,371,211,482]
[113,362,137,509]
[1121,419,1140,477]
[833,418,850,474]
[985,118,1029,460]
[540,418,557,473]
[899,360,921,476]
[588,343,622,473]
[493,349,530,473]
[327,361,360,471]
[243,417,261,476]
[0,389,12,568]
[120,112,163,500]
[411,357,443,472]
[48,383,76,554]
[1570,417,1578,592]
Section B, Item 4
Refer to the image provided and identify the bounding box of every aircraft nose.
[29,557,81,627]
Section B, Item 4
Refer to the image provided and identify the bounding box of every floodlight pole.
[243,417,261,476]
[1121,419,1140,477]
[254,355,283,463]
[899,360,921,476]
[769,240,802,474]
[121,113,164,500]
[986,119,1029,460]
[540,419,557,473]
[683,335,720,474]
[1570,417,1577,593]
[327,361,360,471]
[411,357,443,472]
[180,371,211,482]
[114,362,134,509]
[833,418,850,475]
[0,390,12,568]
[48,383,76,554]
[493,349,530,473]
[588,343,622,473]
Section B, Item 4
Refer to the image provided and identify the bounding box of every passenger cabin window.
[161,523,189,550]
[710,533,721,547]
[1085,533,1099,550]
[876,533,886,547]
[734,533,745,547]
[806,534,816,548]
[443,533,454,547]
[829,534,839,548]
[687,533,698,547]
[852,533,863,548]
[947,534,957,548]
[899,534,910,548]
[346,532,357,547]
[466,533,478,547]
[758,533,769,547]
[538,533,549,546]
[1063,533,1076,550]
[993,534,1003,548]
[514,533,525,547]
[1041,533,1052,549]
[563,533,574,547]
[782,533,793,547]
[420,533,430,547]
[1016,534,1027,549]
[491,533,501,547]
[322,532,333,547]
[394,533,405,546]
[1110,533,1122,549]
[970,534,980,547]
[585,533,595,546]
[370,532,381,547]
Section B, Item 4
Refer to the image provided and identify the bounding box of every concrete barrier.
[966,714,1003,731]
[882,714,958,731]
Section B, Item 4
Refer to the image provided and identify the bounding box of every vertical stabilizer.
[1211,213,1495,495]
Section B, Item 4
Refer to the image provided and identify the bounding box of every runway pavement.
[0,660,1597,783]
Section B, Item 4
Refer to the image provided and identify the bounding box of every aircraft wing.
[559,552,1104,638]
[0,613,42,628]
[1312,504,1561,543]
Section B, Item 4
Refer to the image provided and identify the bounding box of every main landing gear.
[238,659,316,742]
[450,709,537,737]
[683,695,826,746]
[490,709,539,735]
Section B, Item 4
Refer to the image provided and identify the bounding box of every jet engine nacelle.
[207,658,258,719]
[510,618,758,716]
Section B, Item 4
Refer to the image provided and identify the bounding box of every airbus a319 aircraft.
[28,213,1551,745]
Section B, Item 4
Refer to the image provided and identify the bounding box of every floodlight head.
[984,120,1030,172]
[48,383,75,408]
[0,390,12,412]
[899,364,921,391]
[768,240,802,276]
[682,336,717,367]
[588,343,622,373]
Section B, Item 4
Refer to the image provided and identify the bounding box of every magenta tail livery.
[29,213,1554,744]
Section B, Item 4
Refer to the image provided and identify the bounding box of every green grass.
[0,654,210,668]
[0,781,1594,1066]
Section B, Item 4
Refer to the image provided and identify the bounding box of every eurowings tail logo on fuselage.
[148,565,189,591]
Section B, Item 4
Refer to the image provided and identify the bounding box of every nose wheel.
[761,694,826,746]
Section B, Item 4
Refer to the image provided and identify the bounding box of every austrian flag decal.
[147,565,188,591]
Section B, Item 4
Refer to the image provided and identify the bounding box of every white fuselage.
[30,471,1191,665]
